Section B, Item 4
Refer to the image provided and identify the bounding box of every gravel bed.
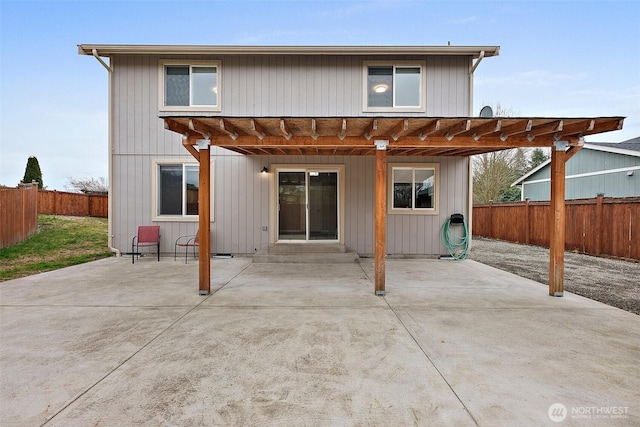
[468,237,640,315]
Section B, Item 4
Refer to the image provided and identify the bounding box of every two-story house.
[78,44,623,295]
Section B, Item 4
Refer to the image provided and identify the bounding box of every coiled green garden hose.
[440,217,469,260]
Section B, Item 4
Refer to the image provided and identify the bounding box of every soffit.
[162,116,625,157]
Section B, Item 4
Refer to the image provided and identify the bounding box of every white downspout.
[467,51,484,246]
[470,50,485,75]
[92,49,113,73]
[91,50,119,256]
[468,50,485,115]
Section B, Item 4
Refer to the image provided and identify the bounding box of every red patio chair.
[131,226,160,264]
[174,231,199,264]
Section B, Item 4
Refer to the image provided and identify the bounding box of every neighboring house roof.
[78,44,500,58]
[511,137,640,186]
[586,137,640,155]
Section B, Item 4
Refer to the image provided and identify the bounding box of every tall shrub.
[22,156,43,189]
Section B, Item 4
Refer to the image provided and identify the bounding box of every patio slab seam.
[381,295,481,427]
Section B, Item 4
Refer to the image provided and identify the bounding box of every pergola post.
[549,141,568,297]
[198,140,211,295]
[374,140,388,295]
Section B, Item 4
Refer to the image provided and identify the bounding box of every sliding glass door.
[277,170,338,242]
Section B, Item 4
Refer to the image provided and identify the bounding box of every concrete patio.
[1,256,638,426]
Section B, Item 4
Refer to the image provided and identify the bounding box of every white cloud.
[447,16,478,25]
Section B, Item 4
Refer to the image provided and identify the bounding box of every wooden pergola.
[163,116,624,296]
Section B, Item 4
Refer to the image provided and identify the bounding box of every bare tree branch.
[65,177,108,194]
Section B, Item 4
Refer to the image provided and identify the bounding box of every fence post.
[488,200,493,238]
[524,198,530,245]
[627,205,632,259]
[595,193,604,256]
[22,185,26,240]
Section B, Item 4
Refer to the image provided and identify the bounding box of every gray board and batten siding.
[110,53,473,255]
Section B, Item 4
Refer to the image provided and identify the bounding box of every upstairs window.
[364,62,424,112]
[389,164,439,214]
[160,60,220,111]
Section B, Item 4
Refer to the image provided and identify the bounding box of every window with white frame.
[365,62,424,111]
[157,163,200,217]
[160,60,220,110]
[389,164,439,214]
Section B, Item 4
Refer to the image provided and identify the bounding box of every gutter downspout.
[467,50,485,245]
[92,49,113,73]
[91,51,119,257]
[470,50,485,75]
[468,50,485,115]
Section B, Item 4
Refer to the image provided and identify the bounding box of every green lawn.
[0,215,113,282]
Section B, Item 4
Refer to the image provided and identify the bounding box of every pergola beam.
[205,135,570,149]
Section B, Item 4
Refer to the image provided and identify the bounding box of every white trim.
[583,143,640,158]
[80,44,500,58]
[270,164,345,244]
[512,143,640,187]
[363,61,426,113]
[158,59,222,112]
[151,158,215,222]
[520,165,640,185]
[511,158,551,186]
[388,163,440,215]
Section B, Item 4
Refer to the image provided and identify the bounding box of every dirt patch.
[468,237,640,316]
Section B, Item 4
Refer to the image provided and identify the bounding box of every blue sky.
[1,0,638,190]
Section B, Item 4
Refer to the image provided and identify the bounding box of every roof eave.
[78,44,500,58]
[511,159,551,187]
[584,143,640,158]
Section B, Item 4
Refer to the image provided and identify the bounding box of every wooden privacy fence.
[0,184,39,249]
[473,196,640,260]
[38,190,108,218]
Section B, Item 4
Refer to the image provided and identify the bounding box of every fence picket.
[473,197,640,261]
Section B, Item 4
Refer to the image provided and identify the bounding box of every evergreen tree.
[529,148,549,169]
[22,156,43,188]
